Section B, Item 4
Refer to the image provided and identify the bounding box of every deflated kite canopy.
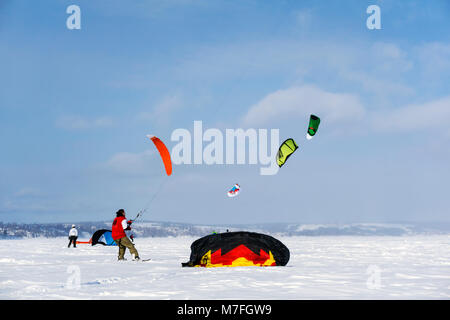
[91,229,117,246]
[306,114,320,140]
[147,135,172,176]
[182,231,290,267]
[276,138,299,168]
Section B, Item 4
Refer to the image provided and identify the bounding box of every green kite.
[306,114,320,140]
[276,138,299,168]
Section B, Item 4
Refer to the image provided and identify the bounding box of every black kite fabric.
[182,231,290,267]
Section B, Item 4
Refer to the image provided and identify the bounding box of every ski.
[117,258,151,262]
[133,258,151,262]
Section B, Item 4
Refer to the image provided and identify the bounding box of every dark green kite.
[306,114,320,140]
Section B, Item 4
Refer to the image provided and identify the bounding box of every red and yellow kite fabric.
[182,231,290,268]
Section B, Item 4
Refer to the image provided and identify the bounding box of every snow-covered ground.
[0,235,449,299]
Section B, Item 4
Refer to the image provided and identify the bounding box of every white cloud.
[371,42,411,66]
[372,96,450,132]
[137,94,183,125]
[340,71,414,98]
[416,42,450,74]
[14,187,43,198]
[294,8,314,28]
[171,39,418,106]
[106,150,157,174]
[55,115,114,130]
[1,188,51,214]
[241,85,365,127]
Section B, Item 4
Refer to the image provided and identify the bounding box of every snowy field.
[0,235,449,299]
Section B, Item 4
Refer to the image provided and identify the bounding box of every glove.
[127,220,133,225]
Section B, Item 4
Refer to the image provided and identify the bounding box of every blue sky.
[1,0,449,224]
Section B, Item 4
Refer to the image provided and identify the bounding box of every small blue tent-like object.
[91,229,117,246]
